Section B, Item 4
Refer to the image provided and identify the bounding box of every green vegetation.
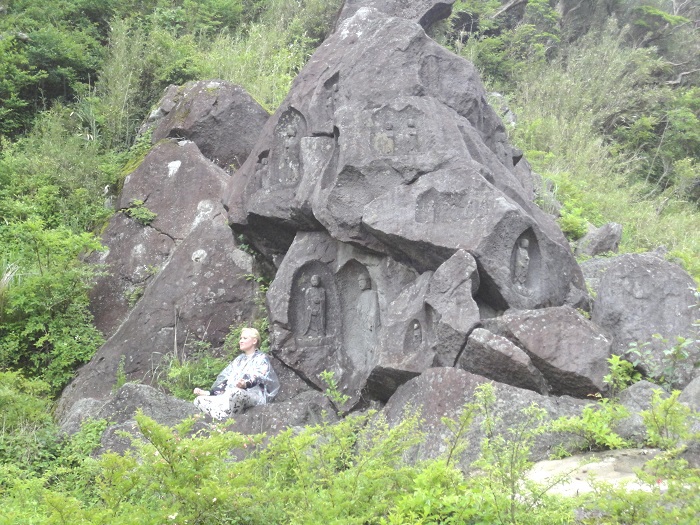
[603,354,643,398]
[2,377,698,524]
[550,396,631,455]
[447,0,700,281]
[124,199,157,226]
[1,1,700,523]
[0,0,341,392]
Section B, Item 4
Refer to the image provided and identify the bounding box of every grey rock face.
[88,213,175,338]
[58,397,105,436]
[382,368,586,469]
[617,380,666,445]
[575,222,622,257]
[59,211,256,420]
[337,0,456,30]
[117,140,230,241]
[483,306,612,397]
[225,8,585,314]
[458,328,549,394]
[364,167,582,309]
[680,375,700,411]
[146,80,269,170]
[424,250,480,366]
[369,250,480,401]
[90,140,231,338]
[93,383,201,454]
[591,252,698,388]
[96,383,199,427]
[229,390,338,438]
[266,231,419,407]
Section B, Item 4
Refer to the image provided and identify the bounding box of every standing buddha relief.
[261,108,306,188]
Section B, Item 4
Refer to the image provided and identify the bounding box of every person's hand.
[235,379,247,389]
[193,388,206,396]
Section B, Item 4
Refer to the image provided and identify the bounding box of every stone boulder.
[59,211,257,420]
[61,136,263,420]
[90,383,202,455]
[95,383,199,427]
[90,139,233,338]
[366,250,480,401]
[575,222,622,257]
[580,255,617,298]
[457,328,549,394]
[116,140,230,241]
[337,0,456,30]
[617,380,666,446]
[228,390,339,437]
[483,306,612,397]
[88,213,175,338]
[680,375,700,411]
[591,252,698,388]
[145,80,269,170]
[224,8,585,315]
[58,397,106,436]
[382,368,587,470]
[265,230,419,407]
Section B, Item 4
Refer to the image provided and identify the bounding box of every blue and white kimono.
[194,351,279,420]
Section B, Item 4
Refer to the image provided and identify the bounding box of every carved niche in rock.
[263,108,307,189]
[367,273,435,401]
[337,260,382,376]
[371,106,423,157]
[266,231,418,406]
[364,167,579,310]
[367,250,481,402]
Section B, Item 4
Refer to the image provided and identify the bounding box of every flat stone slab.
[526,448,662,497]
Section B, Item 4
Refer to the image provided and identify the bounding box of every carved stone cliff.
[58,2,698,452]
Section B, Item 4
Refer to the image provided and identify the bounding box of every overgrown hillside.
[441,0,700,278]
[0,1,699,523]
[0,0,344,392]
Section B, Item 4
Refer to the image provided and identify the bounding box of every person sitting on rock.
[193,327,279,420]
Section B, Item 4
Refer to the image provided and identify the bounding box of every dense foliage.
[1,374,698,524]
[1,1,699,522]
[444,0,700,278]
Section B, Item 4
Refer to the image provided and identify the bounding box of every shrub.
[550,396,630,454]
[641,389,699,450]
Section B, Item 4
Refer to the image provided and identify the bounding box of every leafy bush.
[0,371,60,473]
[641,389,699,450]
[628,320,700,390]
[0,221,105,391]
[550,396,630,454]
[603,354,642,398]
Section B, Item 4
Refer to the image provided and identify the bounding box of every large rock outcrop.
[482,306,612,397]
[382,368,587,469]
[57,2,698,462]
[221,6,588,408]
[224,7,585,315]
[60,141,265,419]
[591,252,698,388]
[145,80,269,171]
